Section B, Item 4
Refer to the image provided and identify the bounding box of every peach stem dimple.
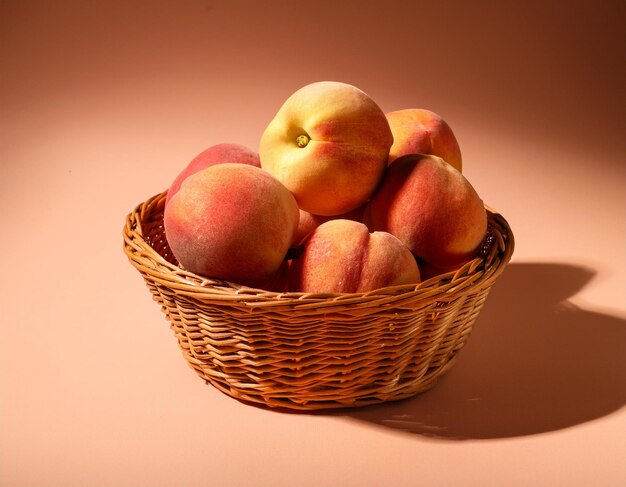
[296,134,310,148]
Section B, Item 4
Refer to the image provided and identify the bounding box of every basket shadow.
[333,262,626,439]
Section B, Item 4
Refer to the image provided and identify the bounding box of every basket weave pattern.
[123,191,514,410]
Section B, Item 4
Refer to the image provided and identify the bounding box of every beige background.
[1,1,625,486]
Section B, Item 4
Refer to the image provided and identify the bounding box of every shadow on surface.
[336,262,626,439]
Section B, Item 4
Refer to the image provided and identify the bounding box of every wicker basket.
[123,191,514,410]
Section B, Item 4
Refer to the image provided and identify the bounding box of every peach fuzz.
[364,154,487,268]
[165,143,260,205]
[417,259,466,281]
[164,163,299,287]
[257,259,291,293]
[259,81,393,216]
[288,219,420,294]
[292,204,365,247]
[386,108,462,172]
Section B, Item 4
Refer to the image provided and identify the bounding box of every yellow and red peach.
[259,81,393,216]
[292,204,366,247]
[257,259,292,293]
[164,163,299,287]
[417,259,465,281]
[386,108,462,172]
[165,143,260,205]
[288,219,420,294]
[364,154,487,268]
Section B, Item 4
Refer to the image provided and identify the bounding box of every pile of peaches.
[163,81,488,294]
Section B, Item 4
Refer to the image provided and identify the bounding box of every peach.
[386,108,462,172]
[257,259,291,293]
[259,81,393,216]
[165,143,260,205]
[292,204,366,247]
[364,154,487,268]
[417,259,465,281]
[289,219,420,294]
[164,163,299,287]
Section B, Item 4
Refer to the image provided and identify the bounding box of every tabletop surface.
[1,2,625,486]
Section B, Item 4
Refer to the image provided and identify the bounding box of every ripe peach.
[164,163,299,287]
[259,81,393,216]
[289,219,420,294]
[417,259,465,281]
[386,108,462,172]
[257,259,291,293]
[165,143,260,205]
[292,204,366,247]
[364,154,487,268]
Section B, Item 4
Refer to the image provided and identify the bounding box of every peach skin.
[165,143,260,205]
[364,154,487,268]
[417,259,465,281]
[164,163,299,287]
[288,219,420,294]
[257,258,291,293]
[292,204,366,247]
[259,81,393,216]
[386,108,462,172]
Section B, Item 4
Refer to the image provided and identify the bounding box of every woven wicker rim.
[123,191,514,307]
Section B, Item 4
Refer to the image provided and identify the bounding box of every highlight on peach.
[162,80,488,293]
